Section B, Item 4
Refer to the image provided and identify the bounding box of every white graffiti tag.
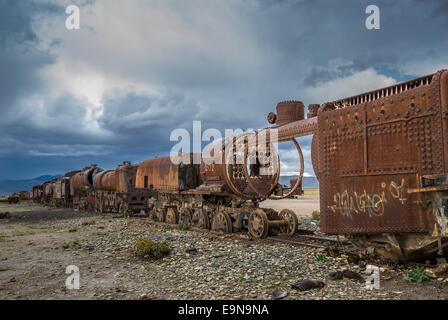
[328,180,407,218]
[389,179,407,204]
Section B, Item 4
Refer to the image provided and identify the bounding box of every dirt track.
[260,195,319,217]
[1,200,448,300]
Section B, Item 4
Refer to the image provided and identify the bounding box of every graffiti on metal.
[328,179,407,219]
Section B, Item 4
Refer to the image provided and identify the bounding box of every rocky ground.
[1,201,448,300]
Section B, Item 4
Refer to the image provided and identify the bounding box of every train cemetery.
[1,199,448,300]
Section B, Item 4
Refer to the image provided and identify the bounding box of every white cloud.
[303,68,396,103]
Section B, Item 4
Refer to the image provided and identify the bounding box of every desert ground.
[1,195,448,300]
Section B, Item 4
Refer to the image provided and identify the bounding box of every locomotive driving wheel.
[248,209,269,239]
[165,207,179,225]
[119,201,129,214]
[212,211,233,233]
[279,209,298,236]
[192,209,211,230]
[179,208,193,227]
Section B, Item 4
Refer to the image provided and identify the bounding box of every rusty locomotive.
[30,69,448,261]
[256,69,448,261]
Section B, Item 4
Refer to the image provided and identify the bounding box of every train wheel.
[165,207,178,225]
[119,202,129,214]
[279,209,298,236]
[248,209,269,239]
[179,208,193,227]
[192,209,210,230]
[212,211,233,233]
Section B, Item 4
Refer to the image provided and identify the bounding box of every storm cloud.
[0,0,447,179]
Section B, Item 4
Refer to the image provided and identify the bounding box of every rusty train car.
[135,150,299,238]
[32,185,43,203]
[315,69,448,261]
[31,162,153,215]
[28,68,448,261]
[93,161,154,213]
[253,69,448,261]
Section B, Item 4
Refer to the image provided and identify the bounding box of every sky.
[0,0,447,180]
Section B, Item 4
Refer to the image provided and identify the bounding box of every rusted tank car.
[32,185,43,203]
[51,171,79,207]
[260,69,448,261]
[70,165,102,210]
[42,179,56,205]
[94,161,153,214]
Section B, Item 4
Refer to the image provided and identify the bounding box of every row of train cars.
[30,158,304,239]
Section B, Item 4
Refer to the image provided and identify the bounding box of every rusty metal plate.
[318,70,447,234]
[136,154,200,191]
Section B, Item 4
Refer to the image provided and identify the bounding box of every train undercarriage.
[147,191,298,238]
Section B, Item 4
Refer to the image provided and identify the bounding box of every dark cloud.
[0,0,60,118]
[0,0,447,180]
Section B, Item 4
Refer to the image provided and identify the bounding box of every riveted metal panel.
[319,70,447,234]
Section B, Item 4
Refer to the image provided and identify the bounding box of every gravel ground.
[1,201,448,300]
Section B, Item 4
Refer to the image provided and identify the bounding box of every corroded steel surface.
[93,170,116,192]
[70,165,102,196]
[311,134,320,180]
[262,117,317,142]
[115,161,138,193]
[275,101,305,126]
[307,104,320,118]
[18,191,30,200]
[43,181,54,196]
[200,135,280,199]
[93,162,137,193]
[32,185,43,199]
[289,178,304,195]
[136,154,200,191]
[318,70,448,234]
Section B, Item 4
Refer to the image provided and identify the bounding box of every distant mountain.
[278,175,319,189]
[0,175,61,196]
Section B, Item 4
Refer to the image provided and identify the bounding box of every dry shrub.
[133,236,170,260]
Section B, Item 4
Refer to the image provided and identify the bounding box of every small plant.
[315,253,329,262]
[68,227,77,232]
[165,224,173,231]
[406,266,432,283]
[177,224,186,231]
[82,220,96,226]
[311,210,320,220]
[133,236,170,260]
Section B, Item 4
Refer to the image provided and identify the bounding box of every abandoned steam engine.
[29,69,448,262]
